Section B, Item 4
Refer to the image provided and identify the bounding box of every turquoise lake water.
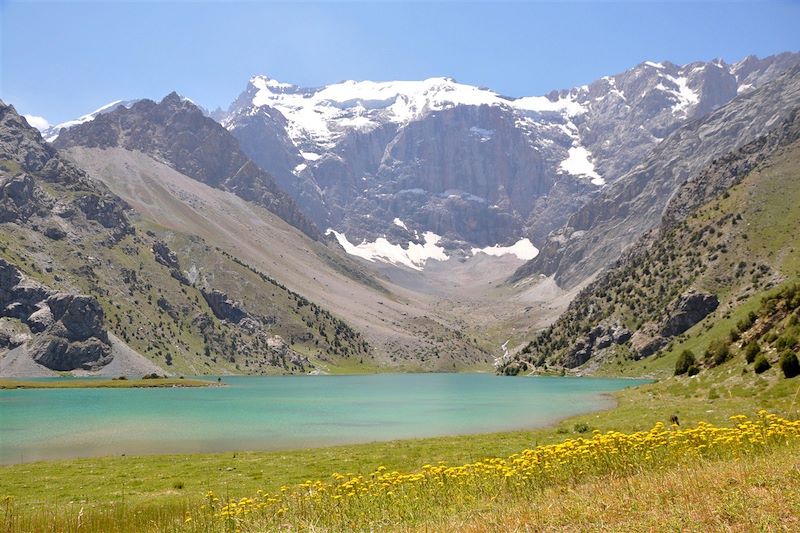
[0,374,645,464]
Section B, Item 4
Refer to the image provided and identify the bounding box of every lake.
[0,374,646,464]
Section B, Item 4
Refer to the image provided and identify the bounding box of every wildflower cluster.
[198,412,800,531]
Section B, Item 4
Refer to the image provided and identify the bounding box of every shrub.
[736,311,757,333]
[780,350,800,378]
[675,350,697,376]
[687,365,700,376]
[705,339,731,366]
[753,354,771,374]
[775,334,798,351]
[573,422,591,433]
[744,341,760,364]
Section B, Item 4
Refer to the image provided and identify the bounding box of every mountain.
[53,93,321,240]
[40,99,140,142]
[1,101,387,377]
[514,64,800,289]
[220,53,799,255]
[51,100,498,371]
[498,104,800,374]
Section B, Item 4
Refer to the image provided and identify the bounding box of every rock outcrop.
[200,288,250,325]
[563,321,632,368]
[0,259,112,371]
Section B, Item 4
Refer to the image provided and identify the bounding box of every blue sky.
[2,1,799,126]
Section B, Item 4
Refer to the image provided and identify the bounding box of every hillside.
[500,106,800,378]
[1,101,375,376]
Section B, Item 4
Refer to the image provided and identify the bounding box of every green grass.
[0,378,217,389]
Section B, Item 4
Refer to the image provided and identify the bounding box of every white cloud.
[23,114,50,131]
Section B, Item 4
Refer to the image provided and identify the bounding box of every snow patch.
[393,218,409,231]
[326,229,448,271]
[644,61,665,69]
[558,146,604,185]
[664,75,699,113]
[471,238,539,261]
[301,152,321,161]
[469,126,495,141]
[293,162,307,174]
[514,94,586,116]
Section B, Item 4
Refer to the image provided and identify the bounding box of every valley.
[2,8,800,526]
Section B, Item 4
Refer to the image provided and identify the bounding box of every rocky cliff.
[513,65,800,289]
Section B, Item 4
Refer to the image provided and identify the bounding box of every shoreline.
[0,378,219,389]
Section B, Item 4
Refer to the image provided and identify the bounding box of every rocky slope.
[499,106,800,374]
[221,53,798,253]
[1,100,375,376]
[513,65,800,289]
[54,93,321,240]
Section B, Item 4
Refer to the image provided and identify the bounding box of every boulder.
[26,303,54,333]
[43,225,67,240]
[30,334,112,371]
[46,293,108,342]
[201,288,249,324]
[660,291,719,337]
[152,241,180,270]
[630,323,667,358]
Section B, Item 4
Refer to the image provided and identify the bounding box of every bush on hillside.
[775,333,798,351]
[675,350,697,376]
[744,341,761,364]
[780,350,800,378]
[706,339,731,367]
[736,311,758,333]
[754,354,771,374]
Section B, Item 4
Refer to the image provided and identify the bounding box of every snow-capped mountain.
[39,52,800,271]
[40,100,140,142]
[220,52,800,254]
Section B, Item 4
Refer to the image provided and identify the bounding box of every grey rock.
[152,241,180,270]
[26,303,54,333]
[630,323,668,358]
[30,335,111,371]
[660,291,719,337]
[201,289,249,324]
[43,224,67,240]
[46,293,108,343]
[54,94,321,241]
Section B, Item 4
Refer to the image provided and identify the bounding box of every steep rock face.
[0,259,112,371]
[514,66,800,288]
[219,53,798,252]
[54,93,321,240]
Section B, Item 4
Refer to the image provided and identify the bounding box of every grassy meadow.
[2,365,799,531]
